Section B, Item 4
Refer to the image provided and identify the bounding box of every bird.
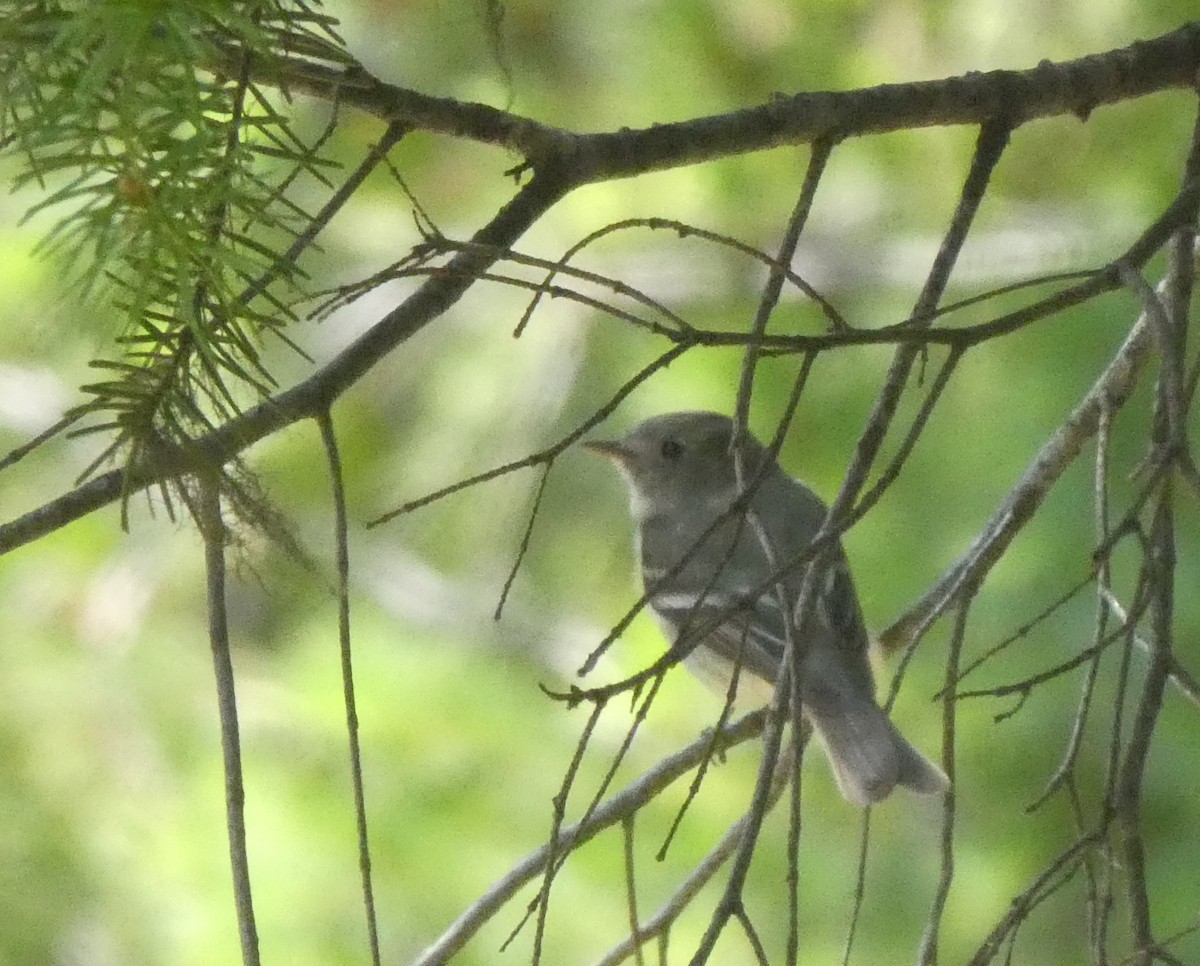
[585,410,948,805]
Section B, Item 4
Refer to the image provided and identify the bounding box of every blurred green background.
[2,1,1199,963]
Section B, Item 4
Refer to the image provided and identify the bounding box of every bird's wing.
[649,553,873,675]
[810,556,872,655]
[647,585,790,685]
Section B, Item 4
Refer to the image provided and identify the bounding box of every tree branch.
[876,262,1173,657]
[317,410,381,966]
[0,169,570,555]
[412,711,766,966]
[200,477,260,966]
[228,24,1200,181]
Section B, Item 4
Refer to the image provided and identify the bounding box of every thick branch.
[231,24,1200,181]
[5,40,1199,558]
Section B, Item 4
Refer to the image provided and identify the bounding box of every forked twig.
[412,711,766,966]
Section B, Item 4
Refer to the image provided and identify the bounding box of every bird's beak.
[582,438,632,465]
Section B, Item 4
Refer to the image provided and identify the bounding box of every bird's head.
[584,411,768,521]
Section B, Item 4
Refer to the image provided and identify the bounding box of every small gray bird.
[585,411,948,805]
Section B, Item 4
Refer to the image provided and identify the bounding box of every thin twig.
[1026,404,1115,813]
[1116,371,1179,966]
[495,461,553,620]
[917,594,971,965]
[0,412,84,475]
[686,685,790,963]
[966,831,1105,966]
[937,573,1096,697]
[504,232,698,338]
[1099,587,1200,708]
[852,345,964,520]
[735,135,837,440]
[583,678,667,840]
[317,254,689,339]
[371,343,688,527]
[841,809,872,966]
[199,476,261,966]
[622,816,647,966]
[239,121,408,310]
[522,673,676,958]
[594,822,744,966]
[519,215,845,338]
[738,147,833,960]
[734,904,772,966]
[657,663,742,862]
[528,701,607,962]
[317,410,381,966]
[517,672,669,959]
[952,618,1139,703]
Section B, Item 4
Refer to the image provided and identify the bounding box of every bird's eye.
[660,438,684,460]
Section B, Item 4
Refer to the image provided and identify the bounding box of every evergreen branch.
[2,2,348,485]
[0,168,572,555]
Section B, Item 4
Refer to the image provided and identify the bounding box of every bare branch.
[530,701,607,963]
[229,25,1200,180]
[199,477,260,966]
[1100,587,1200,708]
[879,300,1153,658]
[593,815,747,966]
[917,595,972,965]
[317,411,381,966]
[620,817,647,966]
[881,100,1200,658]
[966,831,1105,966]
[412,711,766,966]
[6,177,1196,558]
[371,344,688,526]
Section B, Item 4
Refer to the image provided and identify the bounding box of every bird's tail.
[806,692,948,806]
